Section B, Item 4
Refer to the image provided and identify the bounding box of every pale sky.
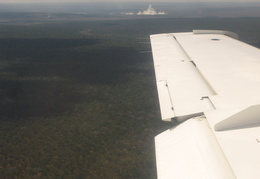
[1,0,260,3]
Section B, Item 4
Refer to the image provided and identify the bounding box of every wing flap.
[155,117,236,179]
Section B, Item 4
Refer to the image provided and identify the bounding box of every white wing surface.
[150,30,260,179]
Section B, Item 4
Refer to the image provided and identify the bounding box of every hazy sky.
[1,0,260,2]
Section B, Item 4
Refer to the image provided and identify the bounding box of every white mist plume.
[137,5,166,16]
[121,12,135,15]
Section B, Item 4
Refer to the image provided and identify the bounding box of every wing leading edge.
[150,30,260,179]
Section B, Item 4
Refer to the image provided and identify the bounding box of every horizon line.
[1,1,260,3]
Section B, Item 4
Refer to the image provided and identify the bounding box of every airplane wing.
[150,30,260,179]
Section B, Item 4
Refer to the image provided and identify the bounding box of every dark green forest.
[0,16,260,178]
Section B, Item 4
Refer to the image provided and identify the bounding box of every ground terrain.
[0,14,260,178]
